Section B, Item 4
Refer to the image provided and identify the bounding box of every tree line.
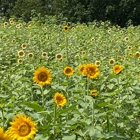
[0,0,140,27]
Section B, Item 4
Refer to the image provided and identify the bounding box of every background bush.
[0,0,140,27]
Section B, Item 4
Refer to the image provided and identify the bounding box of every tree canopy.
[0,0,140,27]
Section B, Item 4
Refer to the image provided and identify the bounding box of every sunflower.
[109,59,115,65]
[6,114,37,140]
[9,18,14,22]
[78,64,86,75]
[63,25,69,31]
[82,51,86,55]
[12,39,16,43]
[83,63,100,79]
[0,127,11,140]
[56,53,62,60]
[18,59,23,64]
[18,50,25,57]
[54,92,67,106]
[28,53,34,58]
[90,90,98,97]
[95,60,101,67]
[3,22,8,27]
[135,52,140,58]
[63,66,74,76]
[33,67,52,86]
[124,37,129,41]
[127,46,132,50]
[113,65,123,74]
[42,52,47,57]
[21,43,27,49]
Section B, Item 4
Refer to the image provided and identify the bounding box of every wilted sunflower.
[54,92,67,106]
[6,114,37,140]
[113,65,123,74]
[63,66,74,76]
[63,25,69,31]
[0,127,11,140]
[33,67,52,86]
[18,50,25,57]
[78,64,86,75]
[90,90,98,97]
[83,63,100,79]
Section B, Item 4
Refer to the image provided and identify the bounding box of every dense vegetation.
[0,17,140,139]
[0,0,140,27]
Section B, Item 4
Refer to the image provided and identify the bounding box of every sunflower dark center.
[38,72,48,82]
[18,123,31,136]
[65,68,71,74]
[88,67,95,75]
[56,96,63,103]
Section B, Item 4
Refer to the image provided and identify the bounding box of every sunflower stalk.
[40,86,45,106]
[53,104,57,138]
[65,34,69,64]
[1,107,5,128]
[92,99,95,123]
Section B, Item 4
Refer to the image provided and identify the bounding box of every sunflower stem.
[65,34,69,64]
[41,86,44,106]
[1,107,5,128]
[92,99,95,123]
[85,77,89,96]
[53,104,57,138]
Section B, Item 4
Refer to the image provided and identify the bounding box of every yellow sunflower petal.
[6,114,38,140]
[63,66,74,76]
[83,63,100,79]
[54,92,67,106]
[113,65,123,74]
[33,67,52,86]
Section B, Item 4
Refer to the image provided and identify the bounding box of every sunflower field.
[0,18,140,140]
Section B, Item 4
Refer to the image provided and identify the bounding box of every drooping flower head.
[54,92,67,106]
[33,67,52,86]
[113,65,123,74]
[0,127,11,140]
[78,64,86,75]
[63,66,74,76]
[6,114,37,140]
[83,63,100,79]
[90,90,98,97]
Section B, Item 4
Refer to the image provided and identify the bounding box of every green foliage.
[0,18,140,139]
[0,0,140,26]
